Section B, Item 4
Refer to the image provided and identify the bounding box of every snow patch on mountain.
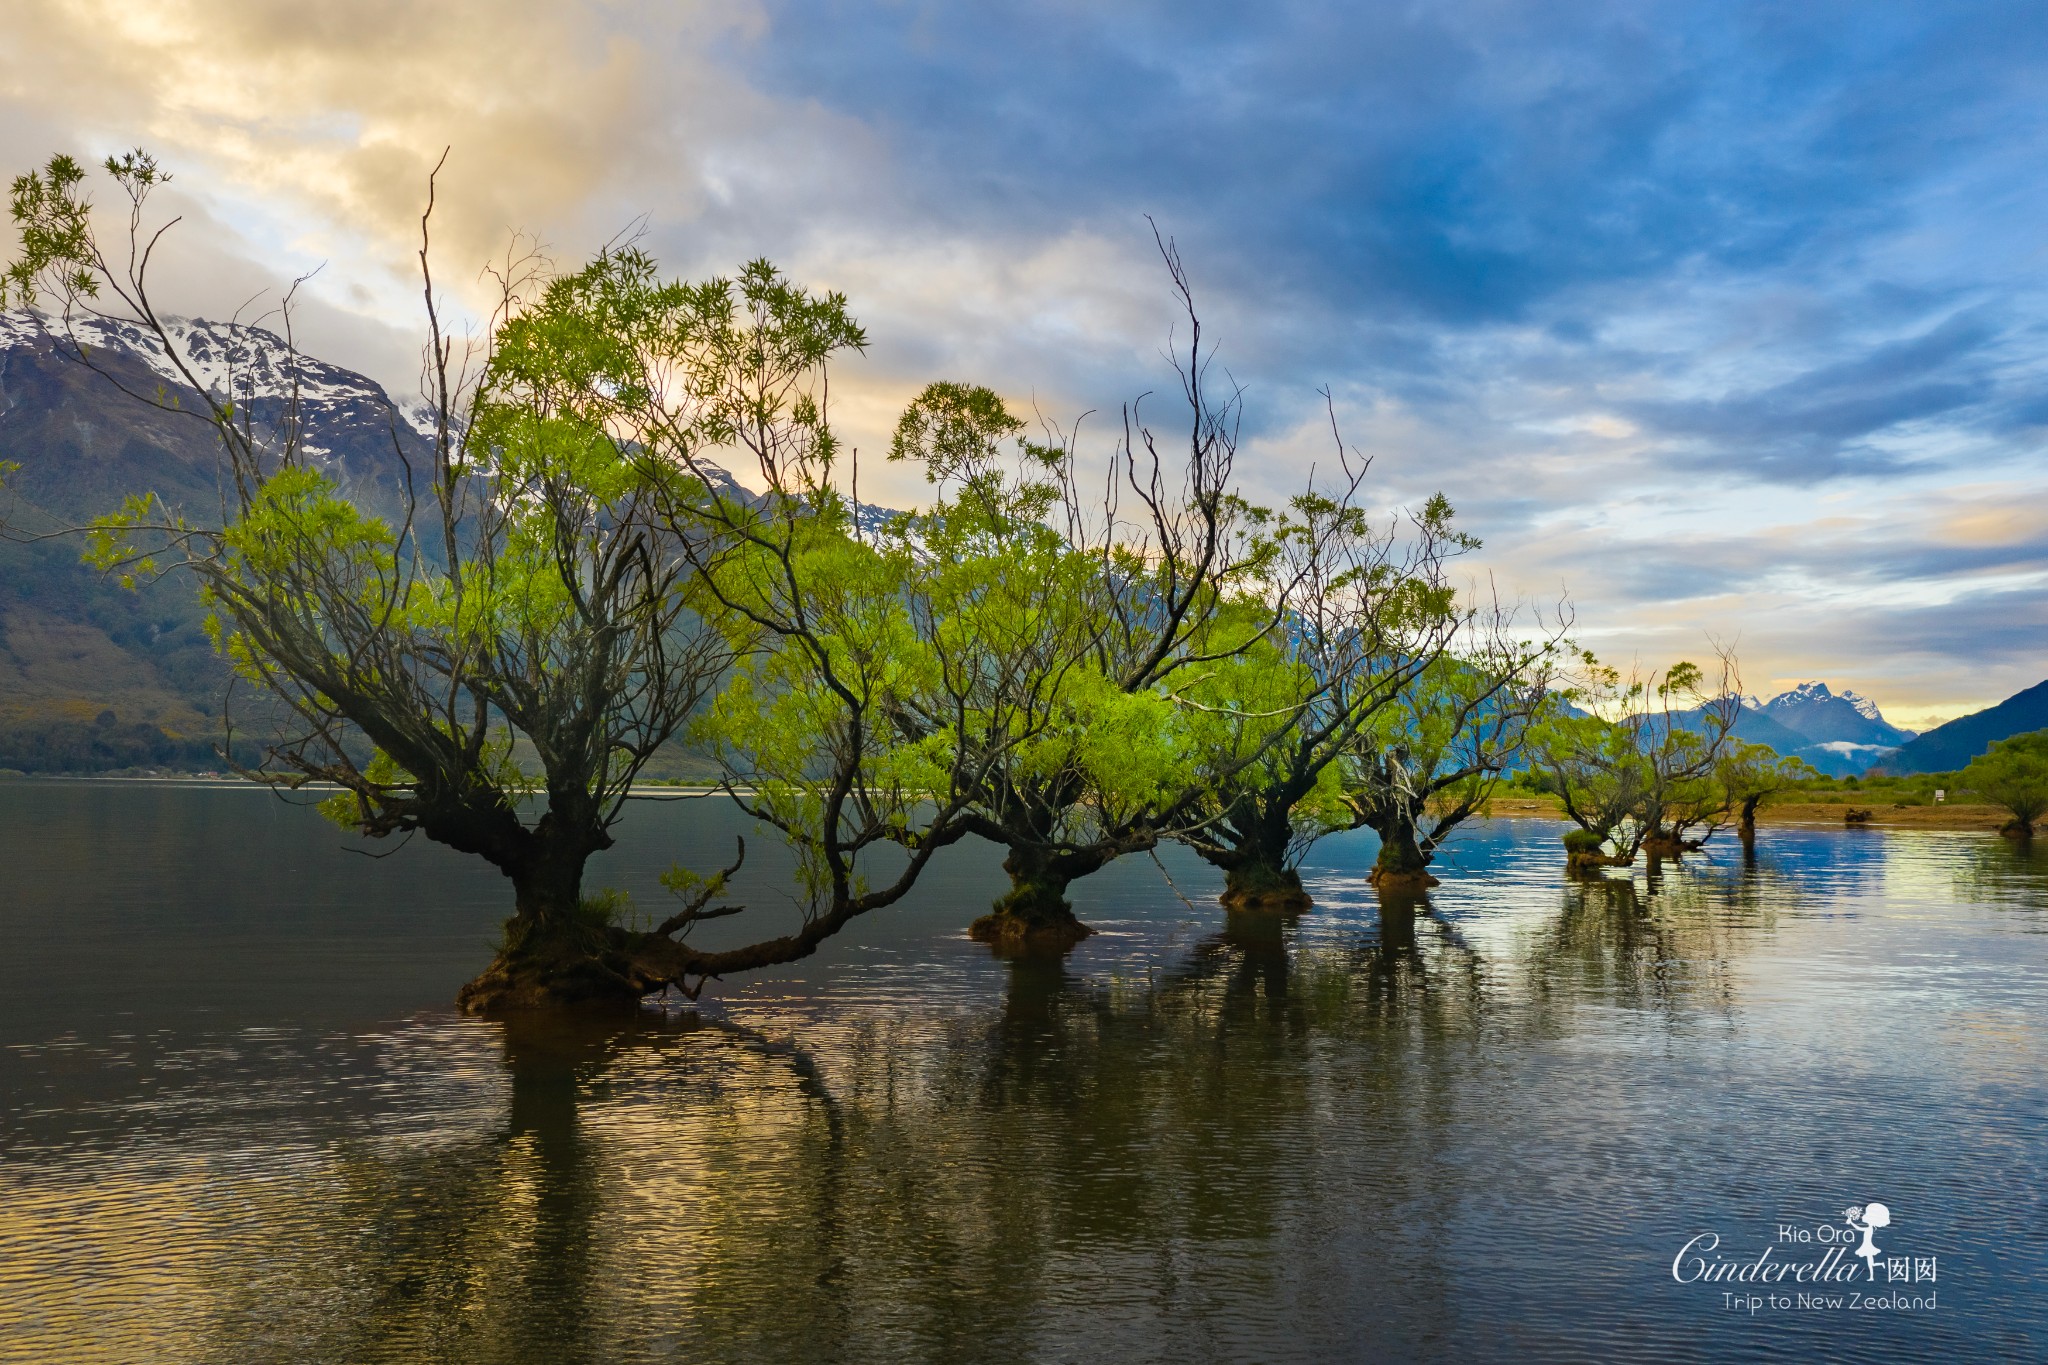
[1770,681,1837,707]
[0,309,440,444]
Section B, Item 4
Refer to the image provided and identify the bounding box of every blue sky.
[4,0,2047,723]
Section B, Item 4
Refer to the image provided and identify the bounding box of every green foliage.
[1535,653,1742,860]
[1717,742,1814,814]
[1961,731,2048,829]
[1562,828,1606,856]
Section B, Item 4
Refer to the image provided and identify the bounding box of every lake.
[1,782,2043,1363]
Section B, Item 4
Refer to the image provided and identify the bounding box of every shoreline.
[1,776,2022,833]
[1481,795,2016,833]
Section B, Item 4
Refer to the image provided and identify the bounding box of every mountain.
[1662,684,1918,776]
[1753,680,1916,775]
[1727,706,1816,755]
[0,312,742,775]
[1760,680,1915,745]
[1877,679,2048,775]
[0,312,444,771]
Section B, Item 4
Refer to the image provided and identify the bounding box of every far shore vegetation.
[5,150,2041,1011]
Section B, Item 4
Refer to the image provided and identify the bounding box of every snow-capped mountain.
[1727,681,1916,775]
[0,312,697,772]
[0,310,444,445]
[0,309,444,531]
[1756,681,1914,746]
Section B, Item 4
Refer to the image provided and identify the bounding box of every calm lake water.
[1,782,2043,1363]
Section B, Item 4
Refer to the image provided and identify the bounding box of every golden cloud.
[1,0,765,296]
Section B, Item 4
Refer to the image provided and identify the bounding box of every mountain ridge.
[1877,680,2048,775]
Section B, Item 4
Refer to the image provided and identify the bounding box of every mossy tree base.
[457,922,672,1014]
[1566,851,1634,874]
[971,851,1098,950]
[967,911,1095,950]
[1219,861,1313,912]
[456,902,745,1014]
[1368,866,1441,891]
[1369,819,1443,892]
[2000,820,2035,839]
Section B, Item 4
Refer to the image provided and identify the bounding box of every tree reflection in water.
[174,858,1811,1363]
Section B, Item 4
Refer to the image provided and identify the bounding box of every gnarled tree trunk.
[457,830,633,1013]
[969,843,1104,948]
[1193,801,1311,911]
[1366,805,1440,891]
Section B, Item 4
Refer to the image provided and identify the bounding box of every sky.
[4,0,2047,728]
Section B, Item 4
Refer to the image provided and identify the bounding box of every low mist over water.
[1,784,2043,1363]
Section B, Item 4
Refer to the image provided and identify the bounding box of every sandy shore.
[1480,794,2014,832]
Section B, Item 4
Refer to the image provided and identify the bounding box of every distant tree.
[1960,731,2048,837]
[1716,741,1815,844]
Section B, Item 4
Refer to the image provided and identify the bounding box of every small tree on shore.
[1960,731,2048,837]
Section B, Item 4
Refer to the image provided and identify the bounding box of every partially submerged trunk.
[969,843,1101,949]
[1366,805,1440,892]
[1221,859,1310,910]
[1192,802,1312,911]
[1563,829,1633,874]
[458,840,634,1013]
[1739,795,1762,845]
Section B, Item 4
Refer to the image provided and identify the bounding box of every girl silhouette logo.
[1844,1203,1891,1279]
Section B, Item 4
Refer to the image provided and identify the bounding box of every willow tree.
[5,150,968,1009]
[1716,741,1813,845]
[531,267,1095,969]
[873,381,1159,945]
[1346,624,1562,891]
[1535,654,1740,871]
[1173,457,1476,909]
[1960,731,2048,837]
[883,309,1310,944]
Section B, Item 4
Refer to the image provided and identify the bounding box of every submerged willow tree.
[1535,654,1741,871]
[1345,625,1561,891]
[1172,459,1477,909]
[863,254,1299,946]
[1716,740,1813,845]
[2,151,994,1009]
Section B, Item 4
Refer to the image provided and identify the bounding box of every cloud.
[4,0,2047,717]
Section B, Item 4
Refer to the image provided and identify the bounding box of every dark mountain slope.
[0,313,430,770]
[1878,680,2048,775]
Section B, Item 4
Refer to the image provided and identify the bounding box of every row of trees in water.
[6,152,1810,1009]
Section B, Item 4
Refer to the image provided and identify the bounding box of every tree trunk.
[1638,822,1686,857]
[1199,806,1311,911]
[969,843,1099,949]
[458,840,648,1014]
[1739,796,1760,845]
[1368,806,1440,891]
